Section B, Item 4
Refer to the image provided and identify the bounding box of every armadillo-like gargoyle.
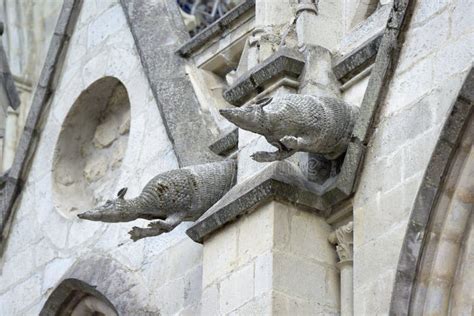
[78,160,237,241]
[220,94,358,162]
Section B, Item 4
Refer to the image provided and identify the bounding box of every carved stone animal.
[78,160,237,241]
[219,94,358,162]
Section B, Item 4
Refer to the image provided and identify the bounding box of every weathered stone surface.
[221,94,358,161]
[333,34,382,83]
[79,160,237,241]
[0,42,20,110]
[209,128,239,156]
[120,0,219,166]
[223,48,305,106]
[186,161,330,243]
[389,68,473,315]
[177,0,255,57]
[0,0,83,253]
[352,0,413,145]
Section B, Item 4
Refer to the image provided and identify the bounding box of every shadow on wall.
[52,76,131,218]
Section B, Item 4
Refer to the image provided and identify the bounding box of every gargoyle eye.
[255,97,273,107]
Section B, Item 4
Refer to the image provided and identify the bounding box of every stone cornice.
[176,0,256,58]
[186,161,330,243]
[222,48,305,106]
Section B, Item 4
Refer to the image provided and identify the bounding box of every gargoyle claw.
[128,226,166,242]
[251,149,297,162]
[280,136,299,149]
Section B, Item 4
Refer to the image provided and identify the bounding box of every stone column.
[253,0,297,63]
[198,201,339,315]
[329,222,354,316]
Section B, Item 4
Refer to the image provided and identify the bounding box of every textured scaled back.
[141,168,195,213]
[186,160,237,212]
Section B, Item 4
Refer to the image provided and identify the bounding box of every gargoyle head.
[77,187,138,222]
[219,97,272,134]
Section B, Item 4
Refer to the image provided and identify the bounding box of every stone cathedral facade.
[0,0,472,315]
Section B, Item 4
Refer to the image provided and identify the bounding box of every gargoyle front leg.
[279,136,311,151]
[128,211,187,242]
[251,149,296,162]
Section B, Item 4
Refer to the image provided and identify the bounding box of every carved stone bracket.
[222,48,305,106]
[329,221,353,263]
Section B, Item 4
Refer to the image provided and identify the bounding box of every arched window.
[52,76,130,218]
[40,279,118,316]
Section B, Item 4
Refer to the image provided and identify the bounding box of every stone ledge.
[209,128,238,156]
[223,48,305,106]
[187,140,365,243]
[333,34,382,84]
[177,0,255,58]
[0,42,20,110]
[187,161,333,243]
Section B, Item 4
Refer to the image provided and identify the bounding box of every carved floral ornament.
[328,221,353,262]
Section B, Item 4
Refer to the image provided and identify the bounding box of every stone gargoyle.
[220,94,358,162]
[78,160,237,241]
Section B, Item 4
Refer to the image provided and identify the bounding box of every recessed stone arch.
[52,76,131,217]
[390,68,473,315]
[40,278,118,316]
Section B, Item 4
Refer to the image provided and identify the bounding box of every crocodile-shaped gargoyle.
[78,160,237,241]
[220,94,358,162]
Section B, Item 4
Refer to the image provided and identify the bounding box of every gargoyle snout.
[77,209,104,221]
[219,108,240,122]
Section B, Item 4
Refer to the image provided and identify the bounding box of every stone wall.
[0,1,203,314]
[353,0,473,314]
[0,0,472,315]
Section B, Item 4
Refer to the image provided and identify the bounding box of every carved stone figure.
[220,94,358,162]
[78,160,237,241]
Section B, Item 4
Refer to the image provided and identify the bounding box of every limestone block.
[384,57,434,116]
[228,293,272,316]
[87,5,124,49]
[219,263,255,314]
[273,202,336,265]
[93,121,119,148]
[67,219,104,248]
[398,11,449,72]
[432,35,474,87]
[254,252,273,297]
[411,0,450,26]
[374,96,435,157]
[42,257,75,292]
[201,284,220,316]
[0,247,35,289]
[354,221,407,288]
[403,129,439,180]
[237,202,274,266]
[153,277,186,315]
[83,154,109,183]
[33,238,59,268]
[203,224,239,287]
[451,0,474,40]
[0,275,42,316]
[273,251,328,302]
[255,0,297,28]
[119,115,130,135]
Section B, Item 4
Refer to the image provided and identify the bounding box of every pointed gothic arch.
[40,279,118,316]
[390,68,473,315]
